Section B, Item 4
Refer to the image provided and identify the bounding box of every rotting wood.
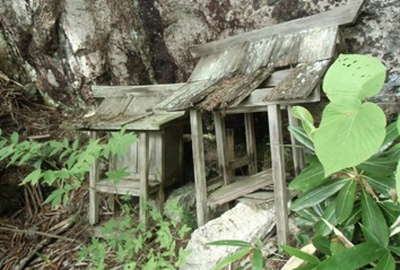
[95,179,159,196]
[229,154,250,170]
[245,113,257,174]
[199,65,274,111]
[268,105,289,245]
[226,129,235,177]
[139,132,149,226]
[190,0,364,57]
[92,83,185,98]
[190,110,208,226]
[287,106,305,176]
[266,60,330,101]
[207,169,273,207]
[226,86,321,114]
[89,131,99,225]
[213,112,231,185]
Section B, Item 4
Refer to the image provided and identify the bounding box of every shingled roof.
[157,0,364,112]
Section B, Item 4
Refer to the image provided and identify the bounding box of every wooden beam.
[139,132,149,226]
[229,154,250,170]
[268,105,289,245]
[190,0,364,57]
[213,112,232,185]
[245,113,257,175]
[92,83,185,98]
[190,110,208,226]
[287,106,305,176]
[88,131,100,225]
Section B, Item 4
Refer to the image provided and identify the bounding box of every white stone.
[180,202,275,270]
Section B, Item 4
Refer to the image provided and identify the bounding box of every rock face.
[0,0,399,109]
[180,202,275,270]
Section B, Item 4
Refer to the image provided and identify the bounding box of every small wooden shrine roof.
[79,84,185,131]
[157,0,364,112]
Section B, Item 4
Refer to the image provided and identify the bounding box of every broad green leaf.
[282,245,320,265]
[208,240,252,248]
[397,161,400,202]
[251,249,264,270]
[330,240,346,255]
[10,132,19,144]
[295,264,317,270]
[364,175,395,196]
[381,201,400,224]
[361,190,389,247]
[315,242,385,270]
[291,179,349,211]
[314,100,386,176]
[291,106,316,138]
[289,159,325,192]
[397,116,400,133]
[374,252,395,270]
[335,180,357,224]
[212,247,251,270]
[312,236,331,255]
[323,54,386,102]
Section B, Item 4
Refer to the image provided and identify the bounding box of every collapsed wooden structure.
[157,0,364,244]
[81,0,364,245]
[82,84,186,226]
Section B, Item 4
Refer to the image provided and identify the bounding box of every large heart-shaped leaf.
[323,54,386,102]
[314,100,386,176]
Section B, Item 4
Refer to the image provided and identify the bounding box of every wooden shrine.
[157,0,364,244]
[80,84,186,226]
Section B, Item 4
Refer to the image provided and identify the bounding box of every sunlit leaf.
[212,247,251,270]
[282,245,320,265]
[314,100,386,176]
[291,106,316,138]
[289,159,325,192]
[375,251,395,270]
[335,180,357,224]
[323,54,386,102]
[208,240,252,248]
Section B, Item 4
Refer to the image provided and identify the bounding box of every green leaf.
[314,100,386,176]
[291,179,349,212]
[106,168,130,184]
[335,180,357,224]
[21,169,42,185]
[315,242,385,270]
[315,203,337,236]
[379,120,400,152]
[44,188,66,207]
[288,126,315,152]
[361,190,389,247]
[282,245,320,265]
[212,247,251,270]
[208,240,252,248]
[312,236,331,256]
[251,249,264,270]
[289,159,325,192]
[329,240,346,255]
[291,106,316,138]
[10,132,19,144]
[396,161,400,203]
[374,252,395,270]
[323,54,386,102]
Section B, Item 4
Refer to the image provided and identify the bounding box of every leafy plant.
[0,129,136,206]
[208,240,265,270]
[79,203,191,269]
[286,54,400,269]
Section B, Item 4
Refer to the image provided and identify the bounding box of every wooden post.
[190,110,208,226]
[89,131,100,225]
[139,132,149,226]
[268,105,289,245]
[157,132,166,212]
[213,112,231,185]
[287,106,305,176]
[244,113,257,175]
[226,129,235,177]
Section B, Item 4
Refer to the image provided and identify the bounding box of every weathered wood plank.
[92,83,185,97]
[213,112,231,185]
[89,131,100,225]
[139,132,149,226]
[199,65,274,111]
[225,86,321,114]
[245,113,257,174]
[226,129,235,176]
[207,169,273,207]
[95,97,133,117]
[191,0,364,57]
[95,179,159,195]
[190,110,208,226]
[268,105,289,245]
[264,69,292,87]
[229,154,250,170]
[266,60,330,101]
[287,106,305,176]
